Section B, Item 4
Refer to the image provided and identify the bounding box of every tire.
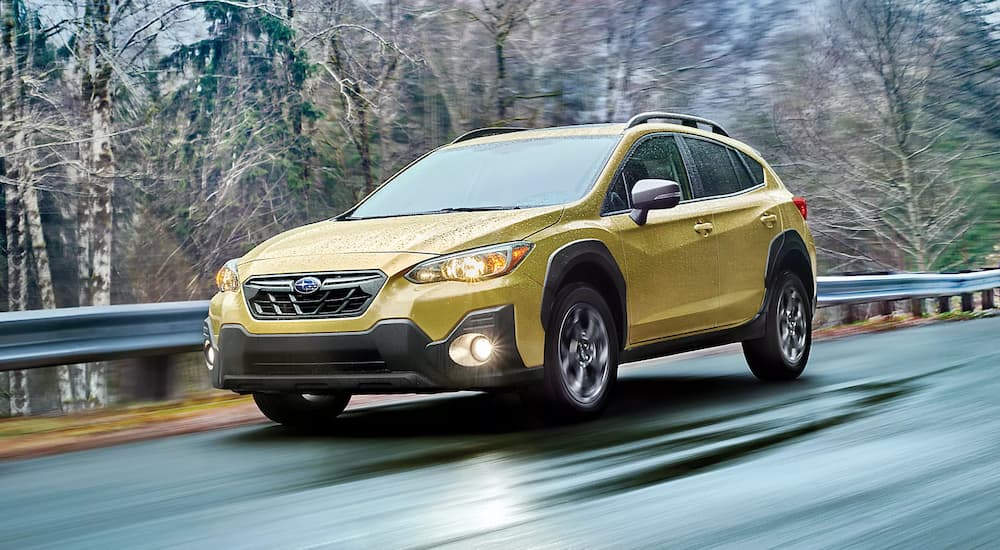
[742,270,812,381]
[253,392,351,427]
[526,283,619,421]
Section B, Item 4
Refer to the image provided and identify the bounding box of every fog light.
[449,333,494,367]
[470,336,493,362]
[204,341,215,370]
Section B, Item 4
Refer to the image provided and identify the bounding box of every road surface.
[3,317,999,549]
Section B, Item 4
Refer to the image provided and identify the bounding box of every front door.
[605,134,721,345]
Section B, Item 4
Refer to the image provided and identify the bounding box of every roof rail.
[625,112,730,137]
[451,127,531,144]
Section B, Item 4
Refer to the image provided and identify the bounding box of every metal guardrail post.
[910,298,924,317]
[938,296,951,313]
[127,355,176,401]
[984,288,996,310]
[879,300,894,317]
[841,304,855,324]
[961,293,974,312]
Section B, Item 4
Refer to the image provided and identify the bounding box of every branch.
[117,0,280,56]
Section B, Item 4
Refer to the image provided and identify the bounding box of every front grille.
[243,270,386,320]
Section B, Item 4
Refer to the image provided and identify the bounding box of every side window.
[603,135,690,213]
[682,137,742,198]
[728,149,755,190]
[740,151,765,186]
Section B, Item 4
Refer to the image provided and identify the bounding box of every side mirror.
[629,179,682,225]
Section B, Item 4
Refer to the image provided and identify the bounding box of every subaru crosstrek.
[205,112,817,425]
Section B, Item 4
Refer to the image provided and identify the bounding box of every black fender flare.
[540,239,628,344]
[764,229,814,303]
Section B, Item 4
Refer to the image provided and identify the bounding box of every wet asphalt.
[2,317,999,549]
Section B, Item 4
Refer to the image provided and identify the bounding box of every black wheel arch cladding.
[765,229,814,303]
[541,239,627,346]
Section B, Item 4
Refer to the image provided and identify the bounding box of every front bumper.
[205,305,541,393]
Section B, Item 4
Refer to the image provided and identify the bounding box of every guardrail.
[1,270,997,372]
[0,301,209,372]
[816,269,1000,306]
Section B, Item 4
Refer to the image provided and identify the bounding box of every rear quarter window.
[740,152,765,186]
[728,149,755,190]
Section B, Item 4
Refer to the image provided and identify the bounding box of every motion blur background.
[1,0,998,415]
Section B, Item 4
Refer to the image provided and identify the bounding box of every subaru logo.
[292,276,322,295]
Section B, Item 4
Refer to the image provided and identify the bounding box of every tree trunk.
[77,153,93,306]
[88,0,114,310]
[495,38,507,122]
[1,0,26,311]
[0,0,9,416]
[356,106,374,198]
[604,20,617,122]
[77,0,115,408]
[2,157,26,314]
[70,151,93,410]
[2,0,31,415]
[4,147,30,416]
[22,181,56,308]
[21,152,75,410]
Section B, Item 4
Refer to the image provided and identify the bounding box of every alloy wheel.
[557,303,611,404]
[777,283,807,364]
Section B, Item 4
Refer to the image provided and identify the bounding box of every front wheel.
[253,392,351,427]
[742,270,812,381]
[525,283,619,421]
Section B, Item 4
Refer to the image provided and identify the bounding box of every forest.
[1,0,998,413]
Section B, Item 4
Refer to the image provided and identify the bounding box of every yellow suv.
[205,112,817,425]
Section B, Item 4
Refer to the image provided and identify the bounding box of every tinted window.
[683,137,742,198]
[728,149,754,190]
[740,151,765,185]
[604,135,690,213]
[348,135,619,219]
[603,170,629,212]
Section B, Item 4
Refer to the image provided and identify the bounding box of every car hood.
[240,206,563,269]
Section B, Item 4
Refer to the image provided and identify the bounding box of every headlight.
[215,259,240,292]
[405,242,533,283]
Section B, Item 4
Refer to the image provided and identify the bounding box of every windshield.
[345,135,619,219]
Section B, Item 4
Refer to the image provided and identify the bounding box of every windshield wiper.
[339,205,524,221]
[337,213,397,221]
[425,206,523,213]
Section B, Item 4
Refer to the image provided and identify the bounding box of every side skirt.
[621,311,766,364]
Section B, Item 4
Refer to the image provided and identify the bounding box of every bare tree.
[457,0,537,123]
[303,0,410,198]
[2,0,31,414]
[774,0,983,271]
[63,0,116,407]
[1,0,68,414]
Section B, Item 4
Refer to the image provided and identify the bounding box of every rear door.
[680,136,780,327]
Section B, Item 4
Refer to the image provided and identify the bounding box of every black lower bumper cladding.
[207,305,540,394]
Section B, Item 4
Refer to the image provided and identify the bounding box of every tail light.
[792,196,808,220]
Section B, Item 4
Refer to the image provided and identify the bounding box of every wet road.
[3,317,999,549]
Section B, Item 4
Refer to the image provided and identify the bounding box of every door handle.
[759,213,778,228]
[693,221,714,236]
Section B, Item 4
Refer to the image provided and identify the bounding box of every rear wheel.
[525,284,619,421]
[253,392,351,427]
[742,270,812,381]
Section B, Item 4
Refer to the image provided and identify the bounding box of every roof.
[448,112,733,147]
[442,119,764,163]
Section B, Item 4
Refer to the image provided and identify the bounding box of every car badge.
[292,276,322,295]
